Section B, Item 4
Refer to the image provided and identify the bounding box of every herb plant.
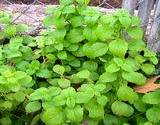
[0,0,159,125]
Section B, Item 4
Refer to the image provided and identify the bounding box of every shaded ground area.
[0,0,122,8]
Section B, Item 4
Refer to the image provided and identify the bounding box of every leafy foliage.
[0,0,159,125]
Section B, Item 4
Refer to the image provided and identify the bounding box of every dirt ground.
[0,0,122,8]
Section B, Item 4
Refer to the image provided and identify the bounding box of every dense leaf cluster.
[0,0,159,125]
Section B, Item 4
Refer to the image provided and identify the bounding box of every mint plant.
[0,0,159,125]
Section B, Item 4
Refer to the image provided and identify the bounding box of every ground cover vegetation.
[0,0,159,125]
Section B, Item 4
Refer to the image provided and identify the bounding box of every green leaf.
[100,15,117,26]
[53,17,65,28]
[54,43,63,50]
[97,95,108,106]
[79,83,94,91]
[122,71,146,85]
[29,60,40,71]
[0,76,7,84]
[150,56,158,65]
[73,46,85,57]
[109,39,128,57]
[0,47,3,60]
[142,90,160,104]
[43,15,54,26]
[90,72,99,81]
[62,87,76,98]
[0,11,11,24]
[136,116,148,125]
[66,28,85,43]
[143,49,158,65]
[84,16,99,26]
[36,69,52,78]
[117,85,138,103]
[41,107,65,125]
[47,87,61,97]
[0,100,12,110]
[14,71,27,79]
[70,16,83,27]
[20,46,33,59]
[76,0,90,5]
[16,24,28,32]
[105,62,120,73]
[36,36,45,48]
[135,55,146,64]
[83,27,97,42]
[60,0,73,5]
[113,58,124,67]
[133,99,146,112]
[46,6,57,14]
[62,5,75,14]
[52,95,66,106]
[83,42,108,58]
[76,92,93,103]
[53,8,62,18]
[141,63,155,75]
[57,51,67,60]
[128,27,143,39]
[52,87,76,107]
[29,87,48,101]
[146,107,160,123]
[70,74,83,84]
[94,84,106,92]
[58,78,71,88]
[96,24,113,41]
[14,91,26,102]
[9,36,23,51]
[144,49,157,57]
[103,114,119,125]
[53,65,65,75]
[53,29,66,41]
[144,122,153,125]
[19,75,33,88]
[25,101,41,113]
[31,114,40,125]
[121,58,140,72]
[65,105,83,122]
[0,116,12,125]
[87,119,99,125]
[111,101,134,117]
[85,100,104,119]
[69,59,81,67]
[99,72,117,83]
[67,44,79,51]
[64,65,71,73]
[128,40,145,51]
[131,16,141,26]
[66,97,76,108]
[46,54,57,63]
[82,61,98,71]
[42,101,55,110]
[119,14,131,28]
[76,70,90,79]
[4,25,16,36]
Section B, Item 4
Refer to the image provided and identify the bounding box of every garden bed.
[0,1,160,125]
